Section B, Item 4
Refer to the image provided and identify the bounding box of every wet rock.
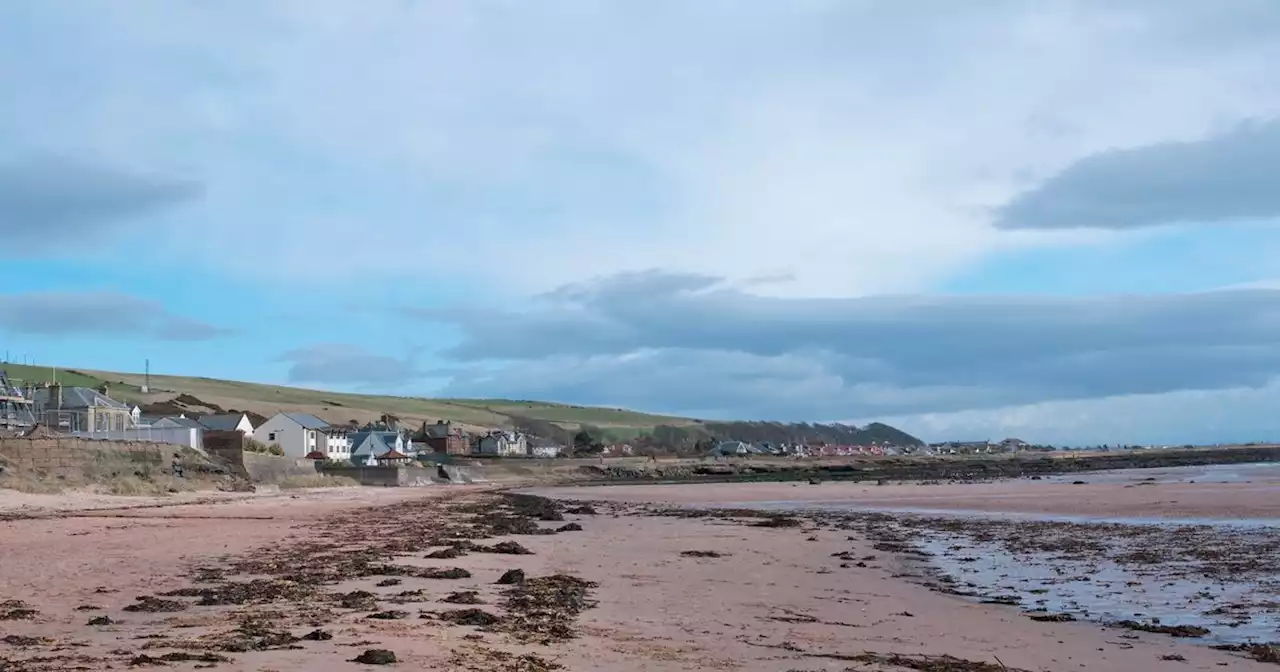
[1111,620,1210,638]
[302,629,333,641]
[441,591,485,605]
[367,609,410,620]
[2,635,50,647]
[482,541,534,555]
[436,608,501,626]
[129,652,230,666]
[74,604,101,611]
[375,578,402,587]
[555,522,583,532]
[426,547,464,559]
[352,649,398,665]
[564,505,597,515]
[496,569,526,585]
[808,477,822,485]
[1212,643,1280,664]
[0,599,38,621]
[1027,613,1076,622]
[680,550,727,558]
[339,591,380,610]
[88,615,116,626]
[123,596,188,613]
[751,516,801,528]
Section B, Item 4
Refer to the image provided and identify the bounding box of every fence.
[68,426,203,450]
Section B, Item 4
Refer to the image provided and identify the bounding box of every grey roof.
[351,431,393,457]
[282,412,330,430]
[32,387,129,410]
[158,416,204,430]
[198,414,247,431]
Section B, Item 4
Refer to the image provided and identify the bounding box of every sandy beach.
[1,475,1276,671]
[533,463,1280,519]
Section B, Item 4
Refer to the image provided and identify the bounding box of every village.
[1,373,1040,465]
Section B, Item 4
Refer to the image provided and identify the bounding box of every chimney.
[98,382,110,398]
[51,382,63,409]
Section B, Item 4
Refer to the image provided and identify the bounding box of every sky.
[4,1,1280,445]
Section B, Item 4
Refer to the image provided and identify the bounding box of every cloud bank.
[0,156,201,252]
[0,291,228,341]
[412,271,1280,425]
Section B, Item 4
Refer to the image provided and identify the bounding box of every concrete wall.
[321,465,434,487]
[241,452,319,482]
[70,426,202,450]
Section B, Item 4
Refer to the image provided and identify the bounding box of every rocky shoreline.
[576,445,1280,484]
[611,499,1280,667]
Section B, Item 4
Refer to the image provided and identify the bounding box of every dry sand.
[0,480,1274,671]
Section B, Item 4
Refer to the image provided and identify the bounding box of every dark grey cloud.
[0,156,201,248]
[997,119,1280,230]
[409,270,1280,420]
[275,344,423,387]
[0,291,230,341]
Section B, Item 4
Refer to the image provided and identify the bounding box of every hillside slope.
[0,363,921,446]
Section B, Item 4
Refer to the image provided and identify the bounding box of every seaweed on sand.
[499,574,598,643]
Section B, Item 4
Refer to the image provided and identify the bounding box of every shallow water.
[914,530,1280,645]
[711,497,1280,645]
[709,500,1280,528]
[1042,460,1280,486]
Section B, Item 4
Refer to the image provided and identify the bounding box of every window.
[268,432,276,441]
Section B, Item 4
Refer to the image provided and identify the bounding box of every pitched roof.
[159,416,204,430]
[282,412,330,430]
[198,414,248,431]
[304,451,327,460]
[350,431,393,456]
[376,449,409,460]
[32,387,128,410]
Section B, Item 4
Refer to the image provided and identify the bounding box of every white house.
[198,413,256,436]
[526,436,563,458]
[253,412,332,458]
[477,430,527,457]
[318,425,352,461]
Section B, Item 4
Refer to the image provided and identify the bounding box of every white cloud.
[6,2,1280,295]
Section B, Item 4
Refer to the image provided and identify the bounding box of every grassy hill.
[0,363,697,435]
[0,363,922,446]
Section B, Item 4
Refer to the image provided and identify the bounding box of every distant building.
[32,384,134,433]
[350,430,410,465]
[152,415,204,430]
[998,438,1028,453]
[477,430,527,457]
[253,412,333,458]
[527,436,563,458]
[198,413,256,436]
[423,420,469,455]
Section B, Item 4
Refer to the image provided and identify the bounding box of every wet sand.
[2,481,1275,671]
[533,464,1280,519]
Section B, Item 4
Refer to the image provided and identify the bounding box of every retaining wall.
[0,437,170,475]
[321,465,433,487]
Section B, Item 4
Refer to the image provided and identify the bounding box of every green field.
[0,362,699,433]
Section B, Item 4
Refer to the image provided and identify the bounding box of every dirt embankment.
[576,445,1280,484]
